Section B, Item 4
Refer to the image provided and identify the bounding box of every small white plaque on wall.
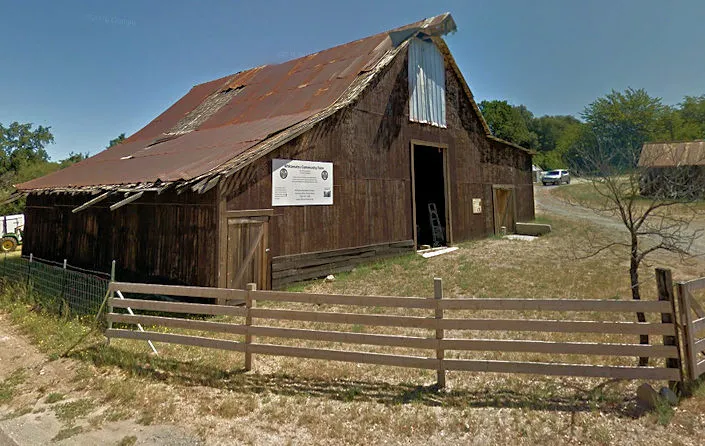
[472,198,482,214]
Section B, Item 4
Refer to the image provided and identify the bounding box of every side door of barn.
[225,215,270,290]
[492,185,516,235]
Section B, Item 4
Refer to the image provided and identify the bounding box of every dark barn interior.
[413,145,447,247]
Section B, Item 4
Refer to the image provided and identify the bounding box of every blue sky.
[1,0,704,161]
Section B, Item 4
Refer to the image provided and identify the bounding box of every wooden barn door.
[226,216,269,290]
[492,186,516,235]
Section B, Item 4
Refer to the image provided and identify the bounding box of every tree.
[0,122,93,215]
[531,115,585,169]
[581,88,667,169]
[107,133,126,148]
[677,95,705,139]
[0,122,53,174]
[570,92,704,365]
[479,100,539,150]
[59,152,88,168]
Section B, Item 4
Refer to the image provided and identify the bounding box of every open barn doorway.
[412,143,450,249]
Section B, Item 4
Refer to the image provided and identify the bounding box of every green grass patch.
[52,426,83,442]
[0,368,27,403]
[117,436,138,446]
[44,392,65,404]
[53,398,95,424]
[1,406,32,420]
[0,284,97,358]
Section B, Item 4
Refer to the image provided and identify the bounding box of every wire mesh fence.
[0,253,111,318]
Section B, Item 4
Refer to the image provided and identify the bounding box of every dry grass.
[2,213,705,444]
[552,180,705,218]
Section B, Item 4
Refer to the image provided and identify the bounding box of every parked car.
[542,169,570,186]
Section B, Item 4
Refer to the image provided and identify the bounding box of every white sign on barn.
[272,159,333,206]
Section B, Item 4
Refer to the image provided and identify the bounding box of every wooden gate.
[493,186,516,235]
[226,216,269,290]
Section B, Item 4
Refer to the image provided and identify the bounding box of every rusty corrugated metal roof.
[17,14,460,191]
[639,141,705,167]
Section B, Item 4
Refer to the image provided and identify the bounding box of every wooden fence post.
[245,282,256,371]
[655,268,682,391]
[434,278,445,388]
[676,282,698,386]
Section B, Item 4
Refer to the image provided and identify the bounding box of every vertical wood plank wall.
[24,189,218,287]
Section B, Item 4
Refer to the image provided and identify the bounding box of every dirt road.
[0,314,201,446]
[534,183,705,257]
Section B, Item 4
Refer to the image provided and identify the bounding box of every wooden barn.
[16,13,534,289]
[639,140,705,199]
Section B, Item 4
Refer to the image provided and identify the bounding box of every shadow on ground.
[69,343,646,418]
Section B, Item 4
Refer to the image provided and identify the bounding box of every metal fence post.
[26,253,33,300]
[60,258,67,300]
[245,282,256,371]
[434,277,446,388]
[108,260,116,332]
[26,253,33,286]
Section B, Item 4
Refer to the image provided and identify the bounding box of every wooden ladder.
[428,202,444,247]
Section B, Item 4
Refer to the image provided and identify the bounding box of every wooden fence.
[104,268,685,388]
[676,277,705,384]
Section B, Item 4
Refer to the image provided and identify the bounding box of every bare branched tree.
[570,136,705,366]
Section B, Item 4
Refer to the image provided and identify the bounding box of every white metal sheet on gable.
[408,38,446,128]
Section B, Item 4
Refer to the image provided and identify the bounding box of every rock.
[325,274,335,282]
[659,387,679,406]
[636,383,660,409]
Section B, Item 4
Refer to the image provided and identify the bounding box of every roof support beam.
[109,192,144,211]
[0,192,26,206]
[72,192,112,214]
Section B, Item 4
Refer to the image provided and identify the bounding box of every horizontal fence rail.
[106,274,684,387]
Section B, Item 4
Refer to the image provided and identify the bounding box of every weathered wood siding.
[271,240,415,289]
[24,190,218,286]
[222,45,533,258]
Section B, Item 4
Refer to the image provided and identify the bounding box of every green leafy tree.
[677,95,705,139]
[107,133,126,148]
[59,152,88,168]
[0,122,53,174]
[479,100,539,150]
[580,88,667,169]
[532,116,585,169]
[0,123,90,215]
